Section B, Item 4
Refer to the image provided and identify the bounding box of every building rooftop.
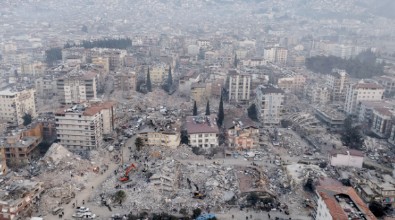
[353,83,384,90]
[185,115,219,134]
[330,149,364,157]
[258,85,284,94]
[55,101,116,116]
[316,184,377,220]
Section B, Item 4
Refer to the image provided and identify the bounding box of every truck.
[119,163,137,182]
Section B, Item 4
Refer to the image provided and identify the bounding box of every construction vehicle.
[119,163,137,182]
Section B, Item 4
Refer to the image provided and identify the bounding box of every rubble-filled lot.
[29,144,113,216]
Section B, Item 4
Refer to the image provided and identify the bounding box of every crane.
[119,163,137,182]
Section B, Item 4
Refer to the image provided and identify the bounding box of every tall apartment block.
[0,88,37,126]
[228,70,251,104]
[55,101,116,151]
[254,85,284,125]
[56,71,98,105]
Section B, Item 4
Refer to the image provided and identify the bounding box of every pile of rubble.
[33,143,110,215]
[93,145,240,214]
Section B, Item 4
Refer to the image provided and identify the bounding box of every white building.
[263,47,288,64]
[228,70,251,103]
[185,115,219,149]
[329,149,364,168]
[314,182,376,220]
[138,129,180,149]
[0,88,37,126]
[57,71,98,105]
[254,85,284,125]
[344,82,384,115]
[55,101,116,151]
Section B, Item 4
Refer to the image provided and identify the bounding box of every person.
[268,213,271,219]
[92,186,94,189]
[82,200,85,205]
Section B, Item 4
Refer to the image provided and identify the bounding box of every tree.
[167,65,173,88]
[217,95,224,127]
[193,101,198,116]
[304,178,315,192]
[205,100,210,115]
[113,190,126,204]
[341,116,364,150]
[180,130,189,145]
[81,25,88,33]
[192,208,202,219]
[247,104,259,122]
[280,119,292,128]
[146,68,152,92]
[369,201,385,217]
[246,192,259,206]
[45,47,62,66]
[234,54,238,68]
[22,113,32,126]
[135,137,144,151]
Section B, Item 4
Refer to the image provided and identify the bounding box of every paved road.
[62,136,136,220]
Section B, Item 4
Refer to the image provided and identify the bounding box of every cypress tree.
[146,67,152,92]
[205,100,210,115]
[167,66,173,87]
[234,54,238,68]
[193,101,198,116]
[217,95,224,127]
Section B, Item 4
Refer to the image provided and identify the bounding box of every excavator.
[119,163,137,182]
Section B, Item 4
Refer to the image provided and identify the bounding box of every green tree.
[22,113,32,126]
[247,104,259,122]
[135,137,144,151]
[369,201,385,217]
[146,68,152,92]
[193,101,198,116]
[192,208,202,219]
[45,48,62,66]
[205,100,210,115]
[217,95,224,127]
[167,65,173,87]
[234,54,238,68]
[246,192,259,206]
[341,116,364,150]
[81,25,88,33]
[113,190,126,204]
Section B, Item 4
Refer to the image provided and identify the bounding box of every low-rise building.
[0,123,43,166]
[0,180,44,220]
[224,117,258,150]
[185,115,219,149]
[329,149,364,168]
[139,129,180,149]
[314,180,376,220]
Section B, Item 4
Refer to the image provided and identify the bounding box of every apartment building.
[139,129,180,149]
[254,85,284,125]
[0,180,44,220]
[313,179,376,220]
[371,108,394,138]
[150,64,169,85]
[326,69,349,102]
[57,71,98,105]
[91,57,110,74]
[35,75,57,98]
[305,85,330,105]
[228,70,251,104]
[277,74,306,93]
[185,115,219,149]
[191,83,208,105]
[374,75,395,97]
[263,47,288,64]
[0,123,43,166]
[114,70,137,99]
[55,101,116,151]
[344,82,384,115]
[224,117,259,150]
[0,88,37,126]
